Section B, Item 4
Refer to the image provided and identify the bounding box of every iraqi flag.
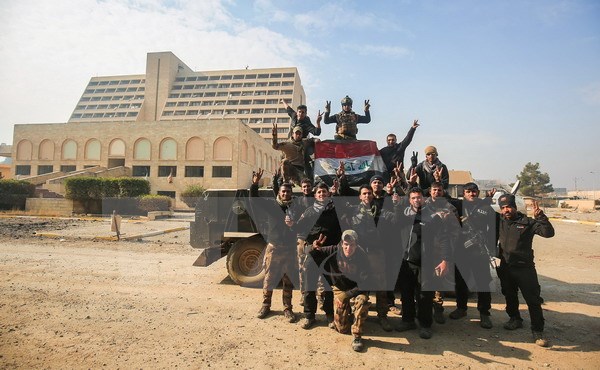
[313,140,385,186]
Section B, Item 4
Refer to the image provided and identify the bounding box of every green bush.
[0,179,36,210]
[180,184,206,207]
[65,177,150,200]
[138,195,172,212]
[116,178,151,197]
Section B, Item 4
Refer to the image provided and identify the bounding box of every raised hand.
[532,199,543,217]
[252,168,264,184]
[411,151,418,168]
[409,168,418,184]
[364,99,370,112]
[272,123,277,136]
[412,119,420,129]
[336,161,346,178]
[433,167,443,182]
[312,233,327,250]
[316,110,323,125]
[485,188,497,198]
[325,100,331,113]
[386,177,398,194]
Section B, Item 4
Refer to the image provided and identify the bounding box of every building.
[11,52,308,207]
[68,51,307,142]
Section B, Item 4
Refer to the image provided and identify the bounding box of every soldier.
[497,195,555,347]
[272,124,317,185]
[281,99,322,139]
[337,184,402,332]
[409,146,449,196]
[324,96,371,140]
[250,169,299,323]
[294,182,341,329]
[448,182,499,329]
[425,181,460,324]
[395,187,451,339]
[310,230,371,352]
[379,120,420,181]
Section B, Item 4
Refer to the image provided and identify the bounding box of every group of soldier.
[249,97,555,352]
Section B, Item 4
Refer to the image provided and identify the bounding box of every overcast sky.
[1,0,599,189]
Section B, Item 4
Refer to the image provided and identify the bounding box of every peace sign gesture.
[312,233,327,250]
[364,99,370,112]
[532,199,544,218]
[433,166,443,182]
[386,177,398,195]
[252,168,264,185]
[393,161,405,180]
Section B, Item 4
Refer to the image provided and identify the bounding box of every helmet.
[340,95,353,106]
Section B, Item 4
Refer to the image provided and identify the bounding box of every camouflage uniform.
[262,243,298,310]
[333,287,370,336]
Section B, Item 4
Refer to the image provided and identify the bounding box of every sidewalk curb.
[35,226,190,241]
[548,218,600,226]
[121,226,189,241]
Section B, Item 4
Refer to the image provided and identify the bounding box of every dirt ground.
[0,209,599,369]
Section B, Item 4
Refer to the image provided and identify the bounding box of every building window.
[282,73,295,78]
[212,166,232,178]
[37,165,54,175]
[157,191,176,199]
[158,166,177,177]
[60,165,76,173]
[15,165,31,176]
[132,166,150,177]
[185,166,204,177]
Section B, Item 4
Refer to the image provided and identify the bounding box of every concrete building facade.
[12,119,278,206]
[10,51,311,207]
[68,51,307,142]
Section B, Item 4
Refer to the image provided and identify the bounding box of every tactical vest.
[335,111,358,138]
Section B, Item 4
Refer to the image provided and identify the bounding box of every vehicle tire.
[226,236,266,287]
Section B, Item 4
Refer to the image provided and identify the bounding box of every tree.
[516,162,554,197]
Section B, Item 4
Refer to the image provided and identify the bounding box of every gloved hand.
[411,151,418,168]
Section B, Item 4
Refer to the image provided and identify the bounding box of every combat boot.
[257,306,271,319]
[419,327,432,339]
[395,320,417,332]
[503,317,524,330]
[283,309,296,323]
[480,313,493,329]
[300,317,316,330]
[351,336,364,352]
[326,314,335,329]
[379,316,393,332]
[433,310,446,324]
[533,331,549,347]
[449,308,467,319]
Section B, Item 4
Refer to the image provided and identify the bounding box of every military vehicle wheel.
[226,236,266,287]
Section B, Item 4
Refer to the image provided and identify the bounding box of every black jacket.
[316,243,370,294]
[499,211,555,267]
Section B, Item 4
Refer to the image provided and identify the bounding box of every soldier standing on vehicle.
[250,169,299,323]
[379,120,420,181]
[310,230,371,352]
[281,99,322,139]
[272,124,318,185]
[448,182,499,329]
[294,182,341,329]
[324,96,371,140]
[497,195,555,347]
